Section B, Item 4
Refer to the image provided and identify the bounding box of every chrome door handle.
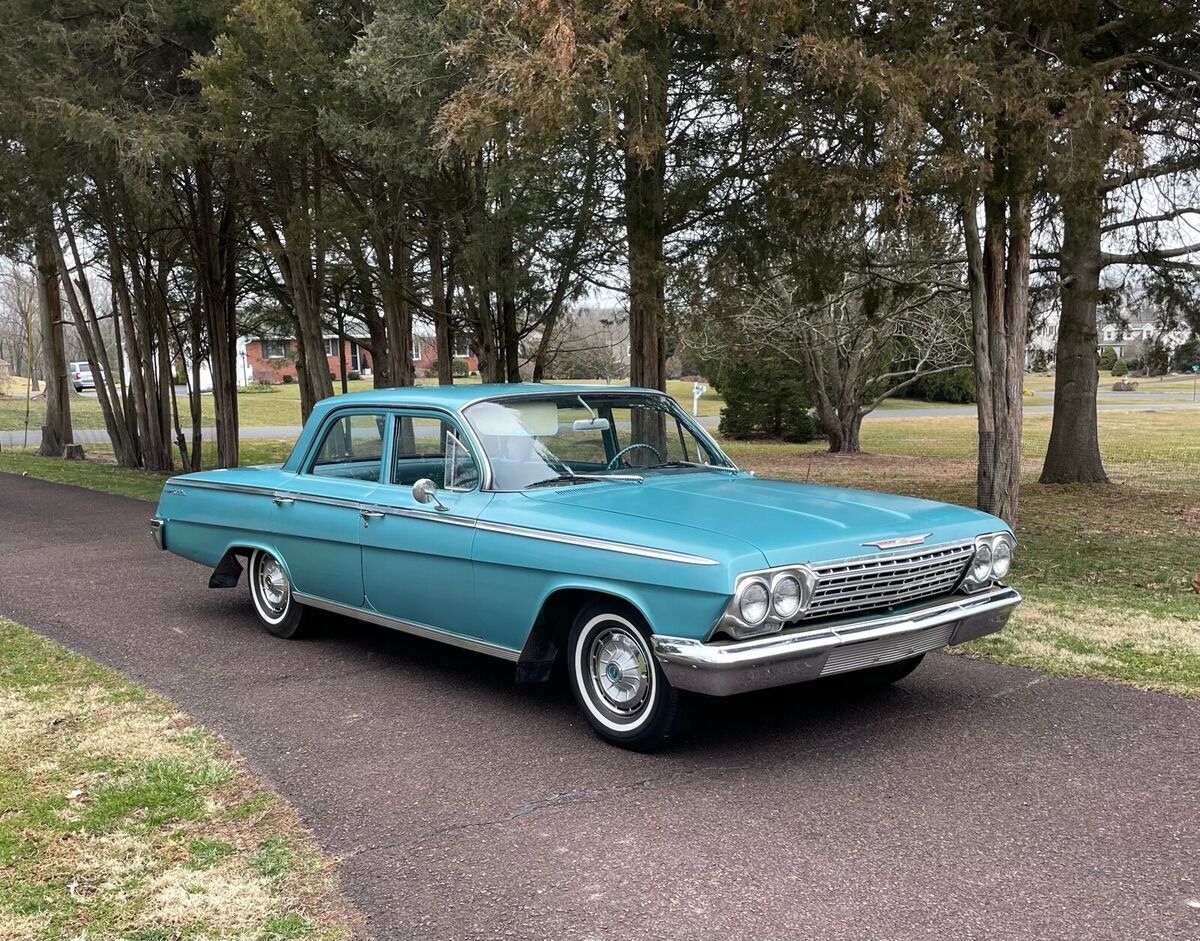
[272,496,294,506]
[360,510,385,520]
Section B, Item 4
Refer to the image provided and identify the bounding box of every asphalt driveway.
[1,473,1197,940]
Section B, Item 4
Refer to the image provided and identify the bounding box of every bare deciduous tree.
[731,259,971,453]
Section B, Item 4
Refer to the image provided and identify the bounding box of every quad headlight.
[723,567,815,639]
[962,532,1016,591]
[770,574,804,620]
[738,579,771,625]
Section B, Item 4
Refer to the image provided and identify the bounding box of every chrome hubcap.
[590,628,651,715]
[257,556,289,614]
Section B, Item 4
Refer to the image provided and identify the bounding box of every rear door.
[270,408,389,607]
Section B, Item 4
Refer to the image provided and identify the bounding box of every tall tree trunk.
[34,218,72,457]
[194,156,240,469]
[337,306,349,395]
[623,29,669,451]
[54,208,139,466]
[348,238,391,388]
[376,227,414,389]
[429,219,454,385]
[188,301,203,471]
[967,164,1030,526]
[1040,188,1108,484]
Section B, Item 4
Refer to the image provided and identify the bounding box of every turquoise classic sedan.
[151,384,1021,750]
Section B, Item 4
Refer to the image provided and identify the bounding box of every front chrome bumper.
[150,517,165,550]
[651,586,1021,697]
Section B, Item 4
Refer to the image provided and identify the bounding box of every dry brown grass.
[0,619,366,941]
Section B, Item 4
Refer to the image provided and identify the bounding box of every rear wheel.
[567,603,690,751]
[248,548,310,638]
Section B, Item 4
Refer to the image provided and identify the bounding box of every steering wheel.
[606,442,664,470]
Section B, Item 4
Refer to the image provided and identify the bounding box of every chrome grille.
[820,623,957,676]
[805,541,974,621]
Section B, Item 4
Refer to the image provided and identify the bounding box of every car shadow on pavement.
[199,586,1005,757]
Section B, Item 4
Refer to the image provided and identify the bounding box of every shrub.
[1029,349,1051,373]
[1171,338,1200,373]
[705,350,820,443]
[347,370,361,381]
[1098,347,1118,371]
[281,373,295,384]
[451,358,469,378]
[901,367,977,404]
[1111,359,1129,377]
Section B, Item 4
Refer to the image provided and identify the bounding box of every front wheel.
[247,548,311,639]
[567,603,691,751]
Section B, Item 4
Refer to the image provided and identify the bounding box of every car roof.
[309,383,663,415]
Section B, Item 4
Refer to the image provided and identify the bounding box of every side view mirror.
[412,477,449,512]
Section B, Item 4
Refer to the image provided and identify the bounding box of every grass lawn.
[0,618,361,941]
[3,408,1197,698]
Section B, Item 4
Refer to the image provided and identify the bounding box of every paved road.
[5,398,1200,450]
[1,474,1197,940]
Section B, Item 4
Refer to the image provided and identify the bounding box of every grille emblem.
[861,533,932,550]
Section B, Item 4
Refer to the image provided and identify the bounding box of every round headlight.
[771,575,803,620]
[970,542,993,583]
[738,580,770,624]
[991,538,1012,579]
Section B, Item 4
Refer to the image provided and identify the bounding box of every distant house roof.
[246,322,435,343]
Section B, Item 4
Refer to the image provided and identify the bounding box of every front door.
[359,412,492,638]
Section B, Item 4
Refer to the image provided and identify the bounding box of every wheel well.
[516,588,648,684]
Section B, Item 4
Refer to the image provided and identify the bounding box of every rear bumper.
[651,586,1021,697]
[150,517,165,550]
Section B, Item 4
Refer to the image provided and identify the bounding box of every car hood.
[523,472,1004,566]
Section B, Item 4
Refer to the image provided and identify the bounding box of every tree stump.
[64,443,86,461]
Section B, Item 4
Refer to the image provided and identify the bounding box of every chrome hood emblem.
[861,533,932,550]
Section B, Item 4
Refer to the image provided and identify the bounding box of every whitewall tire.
[567,602,690,751]
[248,549,310,638]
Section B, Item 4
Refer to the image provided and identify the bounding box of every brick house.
[243,324,476,385]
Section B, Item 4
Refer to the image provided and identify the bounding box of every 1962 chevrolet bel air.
[152,384,1021,750]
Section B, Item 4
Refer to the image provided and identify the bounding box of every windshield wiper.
[526,472,644,489]
[649,460,739,474]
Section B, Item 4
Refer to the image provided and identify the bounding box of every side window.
[310,414,386,482]
[392,416,479,490]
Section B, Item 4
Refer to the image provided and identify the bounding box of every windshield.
[463,392,736,491]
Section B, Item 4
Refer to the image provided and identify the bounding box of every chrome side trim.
[474,519,720,566]
[293,592,521,662]
[167,478,281,498]
[150,517,165,550]
[166,479,372,513]
[652,586,1021,696]
[372,505,477,528]
[163,478,715,562]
